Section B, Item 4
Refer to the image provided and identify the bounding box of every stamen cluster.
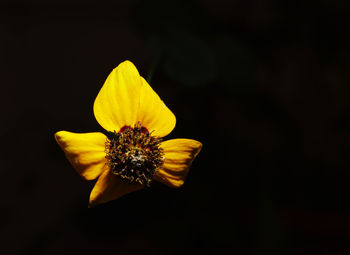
[105,124,164,186]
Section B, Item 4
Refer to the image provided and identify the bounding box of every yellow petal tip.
[54,131,67,146]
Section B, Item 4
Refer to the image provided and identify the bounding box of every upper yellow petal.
[93,60,176,137]
[93,60,143,132]
[137,77,176,137]
[55,131,107,180]
[154,139,202,188]
[89,169,144,207]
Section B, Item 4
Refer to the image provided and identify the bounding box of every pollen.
[105,123,164,186]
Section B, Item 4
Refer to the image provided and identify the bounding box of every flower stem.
[146,58,159,84]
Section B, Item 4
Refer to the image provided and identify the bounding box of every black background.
[1,1,350,254]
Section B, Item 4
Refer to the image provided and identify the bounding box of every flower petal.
[55,131,107,180]
[154,139,202,188]
[138,77,176,137]
[93,60,143,132]
[89,169,144,207]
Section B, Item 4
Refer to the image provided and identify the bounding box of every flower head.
[55,61,202,207]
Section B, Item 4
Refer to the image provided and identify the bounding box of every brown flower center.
[105,123,164,186]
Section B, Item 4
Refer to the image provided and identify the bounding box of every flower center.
[105,124,164,186]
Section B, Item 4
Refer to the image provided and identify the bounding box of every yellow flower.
[55,61,202,207]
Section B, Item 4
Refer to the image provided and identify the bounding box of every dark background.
[1,1,350,254]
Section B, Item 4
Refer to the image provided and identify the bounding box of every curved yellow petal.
[89,169,144,207]
[55,131,107,180]
[93,60,143,132]
[154,139,202,188]
[94,60,175,136]
[138,77,176,137]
